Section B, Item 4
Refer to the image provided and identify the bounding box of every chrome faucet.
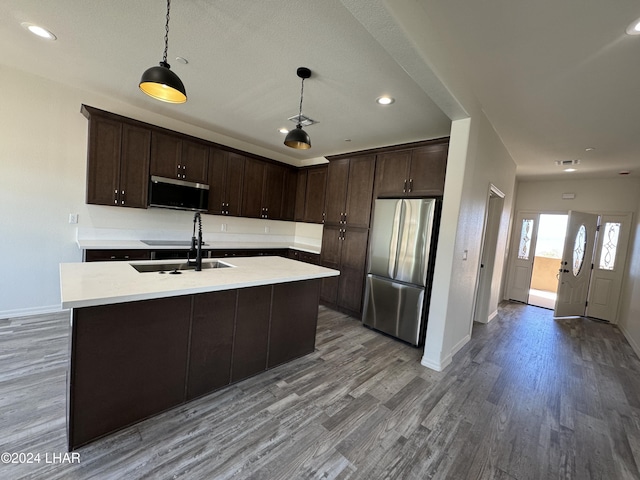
[187,212,203,271]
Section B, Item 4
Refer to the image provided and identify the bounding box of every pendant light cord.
[297,77,305,126]
[163,0,171,65]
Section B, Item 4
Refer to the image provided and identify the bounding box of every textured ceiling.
[1,0,639,179]
[0,0,451,167]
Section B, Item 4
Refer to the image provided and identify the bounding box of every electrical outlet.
[265,226,270,234]
[221,224,227,232]
[69,213,79,224]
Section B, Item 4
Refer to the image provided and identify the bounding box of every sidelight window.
[517,218,534,260]
[598,222,621,271]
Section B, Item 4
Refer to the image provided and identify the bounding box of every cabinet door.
[150,131,181,179]
[262,162,285,219]
[187,290,237,400]
[374,150,411,197]
[241,158,265,218]
[407,144,448,196]
[344,155,375,229]
[268,279,320,368]
[304,166,328,223]
[225,153,245,216]
[281,168,297,221]
[232,286,272,382]
[208,148,227,215]
[86,115,121,206]
[337,227,370,313]
[319,225,342,304]
[181,139,209,183]
[324,158,349,225]
[294,170,307,221]
[119,123,151,208]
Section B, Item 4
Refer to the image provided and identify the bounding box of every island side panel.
[268,279,321,368]
[231,285,273,383]
[186,289,237,400]
[69,296,191,450]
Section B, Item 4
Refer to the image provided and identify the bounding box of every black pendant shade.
[140,61,187,104]
[284,67,312,150]
[139,0,187,104]
[284,125,311,150]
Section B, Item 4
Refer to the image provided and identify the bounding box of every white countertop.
[60,256,339,309]
[77,240,321,255]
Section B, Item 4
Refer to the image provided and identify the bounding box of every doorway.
[473,184,505,324]
[506,210,632,323]
[528,214,567,309]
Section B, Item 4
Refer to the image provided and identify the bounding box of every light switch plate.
[69,213,79,224]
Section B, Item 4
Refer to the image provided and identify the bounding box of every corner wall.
[607,192,640,357]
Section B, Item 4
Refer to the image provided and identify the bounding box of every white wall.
[618,194,640,356]
[0,65,318,318]
[422,112,516,370]
[515,178,640,214]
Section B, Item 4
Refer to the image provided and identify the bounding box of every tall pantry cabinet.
[320,155,375,316]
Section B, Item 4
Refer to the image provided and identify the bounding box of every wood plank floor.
[2,302,640,479]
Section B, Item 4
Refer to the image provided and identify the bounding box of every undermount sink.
[130,260,232,273]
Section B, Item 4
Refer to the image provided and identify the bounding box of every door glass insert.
[598,222,621,271]
[518,218,534,260]
[572,225,587,276]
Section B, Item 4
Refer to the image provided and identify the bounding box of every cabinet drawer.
[84,249,151,262]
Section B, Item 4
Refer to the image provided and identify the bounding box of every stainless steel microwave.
[148,175,209,212]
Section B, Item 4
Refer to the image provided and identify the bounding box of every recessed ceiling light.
[21,22,57,40]
[626,18,640,35]
[585,147,595,152]
[619,170,631,175]
[278,128,289,134]
[376,96,395,105]
[175,56,189,65]
[564,168,576,172]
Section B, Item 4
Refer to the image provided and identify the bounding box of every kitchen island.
[60,256,339,450]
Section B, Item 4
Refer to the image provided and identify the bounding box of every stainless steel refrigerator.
[362,198,439,346]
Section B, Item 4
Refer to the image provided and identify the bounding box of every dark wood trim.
[325,137,450,161]
[81,104,297,171]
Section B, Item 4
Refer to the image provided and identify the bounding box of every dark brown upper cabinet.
[374,142,448,198]
[324,156,375,229]
[295,165,328,224]
[83,106,151,209]
[241,158,289,220]
[208,149,244,216]
[150,131,209,184]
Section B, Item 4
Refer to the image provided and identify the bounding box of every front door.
[506,212,540,303]
[554,211,599,317]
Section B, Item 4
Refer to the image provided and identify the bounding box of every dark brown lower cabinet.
[70,296,192,450]
[187,290,237,400]
[68,279,321,450]
[269,280,321,368]
[231,285,272,382]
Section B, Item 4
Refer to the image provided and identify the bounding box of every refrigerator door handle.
[388,200,404,278]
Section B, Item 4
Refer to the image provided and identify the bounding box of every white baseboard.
[488,309,499,322]
[0,304,64,319]
[421,333,471,372]
[618,324,640,360]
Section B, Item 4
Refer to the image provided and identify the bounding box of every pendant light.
[139,0,187,104]
[284,67,312,149]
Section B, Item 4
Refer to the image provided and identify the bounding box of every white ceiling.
[1,0,639,179]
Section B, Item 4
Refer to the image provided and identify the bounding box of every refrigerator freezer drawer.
[362,275,425,346]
